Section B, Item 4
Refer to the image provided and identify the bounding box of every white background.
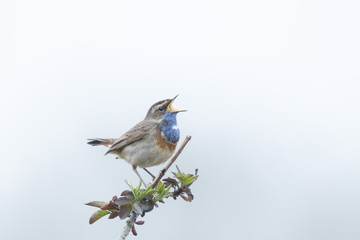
[2,0,360,239]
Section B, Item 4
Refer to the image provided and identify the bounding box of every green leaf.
[173,169,198,187]
[143,186,156,196]
[182,175,197,186]
[126,181,157,201]
[153,182,172,202]
[137,186,155,201]
[89,210,110,224]
[126,181,143,200]
[126,181,135,192]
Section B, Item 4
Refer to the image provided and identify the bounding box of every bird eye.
[158,106,164,111]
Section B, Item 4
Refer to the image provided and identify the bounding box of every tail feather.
[87,138,116,147]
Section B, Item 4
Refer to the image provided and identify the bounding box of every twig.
[151,135,192,188]
[143,168,156,179]
[119,135,192,239]
[120,211,139,240]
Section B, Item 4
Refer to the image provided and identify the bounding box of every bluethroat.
[87,95,185,186]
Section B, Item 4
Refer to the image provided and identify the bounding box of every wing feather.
[105,121,157,155]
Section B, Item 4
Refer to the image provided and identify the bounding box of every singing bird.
[87,95,185,186]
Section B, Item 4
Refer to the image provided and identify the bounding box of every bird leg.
[143,168,155,180]
[132,165,147,188]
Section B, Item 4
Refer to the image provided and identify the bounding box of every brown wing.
[105,120,157,155]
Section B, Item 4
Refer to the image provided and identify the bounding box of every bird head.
[145,95,186,120]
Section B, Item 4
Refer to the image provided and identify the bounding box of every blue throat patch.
[161,112,180,144]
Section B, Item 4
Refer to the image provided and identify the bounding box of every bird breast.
[118,133,176,168]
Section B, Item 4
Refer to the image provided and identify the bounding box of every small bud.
[132,226,137,236]
[180,194,190,202]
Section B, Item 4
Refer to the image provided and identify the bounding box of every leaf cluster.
[163,167,198,202]
[86,167,198,234]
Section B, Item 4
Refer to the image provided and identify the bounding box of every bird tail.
[87,138,116,147]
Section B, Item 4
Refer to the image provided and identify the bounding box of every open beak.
[167,95,186,113]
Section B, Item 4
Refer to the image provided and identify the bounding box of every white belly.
[117,140,174,168]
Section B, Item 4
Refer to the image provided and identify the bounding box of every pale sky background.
[2,0,360,239]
